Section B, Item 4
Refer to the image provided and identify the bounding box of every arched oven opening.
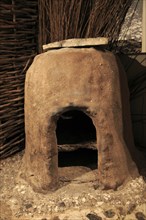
[56,109,97,170]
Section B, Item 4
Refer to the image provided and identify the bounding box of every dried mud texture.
[0,152,146,220]
[22,47,139,193]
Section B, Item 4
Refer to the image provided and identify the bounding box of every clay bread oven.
[21,39,139,193]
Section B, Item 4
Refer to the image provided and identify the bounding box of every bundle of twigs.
[0,0,38,158]
[39,0,133,51]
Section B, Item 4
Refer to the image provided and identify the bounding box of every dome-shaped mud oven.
[21,39,139,193]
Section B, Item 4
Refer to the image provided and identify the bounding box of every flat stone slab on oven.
[43,37,108,51]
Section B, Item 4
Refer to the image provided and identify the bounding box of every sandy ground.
[0,151,146,220]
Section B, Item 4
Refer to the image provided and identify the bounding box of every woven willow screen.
[0,0,38,158]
